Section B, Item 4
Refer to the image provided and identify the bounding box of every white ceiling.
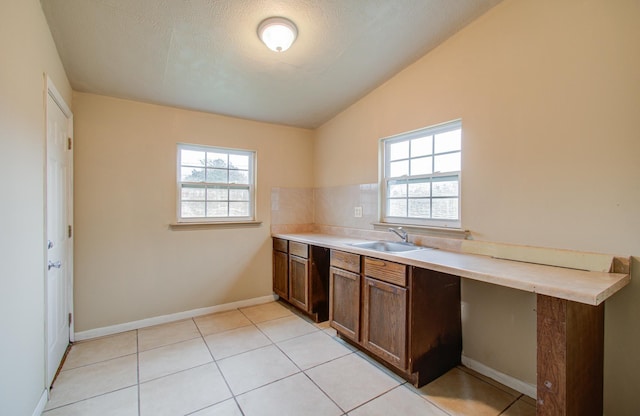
[41,0,501,129]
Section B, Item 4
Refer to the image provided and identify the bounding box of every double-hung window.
[177,143,256,222]
[381,120,462,228]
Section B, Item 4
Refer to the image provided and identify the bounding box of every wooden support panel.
[309,246,330,322]
[536,294,604,416]
[409,267,462,386]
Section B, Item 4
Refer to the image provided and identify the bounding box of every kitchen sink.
[349,241,429,253]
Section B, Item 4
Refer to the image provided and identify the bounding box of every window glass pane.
[181,167,205,182]
[181,202,205,218]
[389,141,409,161]
[181,149,205,167]
[408,199,430,218]
[410,157,433,176]
[207,187,228,201]
[229,202,250,217]
[388,181,407,198]
[388,199,407,217]
[434,152,461,173]
[207,168,228,183]
[207,202,228,217]
[411,136,432,157]
[230,188,250,201]
[229,154,249,170]
[229,169,249,184]
[432,180,459,197]
[434,129,461,154]
[178,144,255,222]
[389,160,409,177]
[381,121,461,225]
[432,198,459,219]
[408,181,430,197]
[181,185,205,201]
[208,152,228,168]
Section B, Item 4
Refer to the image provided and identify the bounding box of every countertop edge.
[272,232,630,306]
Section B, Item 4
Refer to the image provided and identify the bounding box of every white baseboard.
[461,355,537,399]
[74,295,277,341]
[32,389,48,416]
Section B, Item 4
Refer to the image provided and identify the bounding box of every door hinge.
[68,313,72,326]
[68,225,73,238]
[67,137,72,150]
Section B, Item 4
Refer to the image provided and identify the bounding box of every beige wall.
[73,92,313,332]
[0,1,72,414]
[314,0,640,413]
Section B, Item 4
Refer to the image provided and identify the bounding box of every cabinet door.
[329,266,361,342]
[273,250,288,300]
[362,277,407,369]
[289,255,309,311]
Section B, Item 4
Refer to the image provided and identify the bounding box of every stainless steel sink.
[349,241,429,253]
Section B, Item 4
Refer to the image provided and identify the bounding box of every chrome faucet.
[389,227,408,243]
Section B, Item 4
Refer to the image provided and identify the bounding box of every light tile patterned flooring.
[44,301,536,416]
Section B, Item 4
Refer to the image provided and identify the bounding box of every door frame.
[44,75,74,386]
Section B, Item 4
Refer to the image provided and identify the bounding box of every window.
[381,120,462,228]
[177,143,255,222]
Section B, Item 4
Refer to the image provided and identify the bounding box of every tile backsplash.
[270,187,314,225]
[271,184,378,230]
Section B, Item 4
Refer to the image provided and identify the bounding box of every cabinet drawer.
[273,238,288,253]
[364,257,406,287]
[289,241,309,258]
[330,250,361,274]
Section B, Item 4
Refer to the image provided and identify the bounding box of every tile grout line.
[497,393,524,415]
[256,313,349,415]
[51,302,506,415]
[342,384,408,415]
[195,315,247,416]
[228,303,351,411]
[263,304,355,414]
[283,304,455,415]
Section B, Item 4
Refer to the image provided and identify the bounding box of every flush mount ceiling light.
[258,17,298,52]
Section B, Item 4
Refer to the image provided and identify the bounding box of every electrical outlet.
[354,206,363,218]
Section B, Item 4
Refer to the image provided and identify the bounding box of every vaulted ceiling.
[41,0,501,128]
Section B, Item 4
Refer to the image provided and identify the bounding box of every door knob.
[47,240,54,249]
[48,261,61,270]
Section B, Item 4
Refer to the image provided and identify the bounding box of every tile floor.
[44,301,536,416]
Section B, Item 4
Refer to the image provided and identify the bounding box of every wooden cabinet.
[272,238,329,322]
[408,267,462,386]
[362,257,408,370]
[289,252,309,310]
[329,250,361,342]
[272,238,288,300]
[329,251,462,387]
[362,276,407,369]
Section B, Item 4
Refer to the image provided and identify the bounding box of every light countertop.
[272,232,630,306]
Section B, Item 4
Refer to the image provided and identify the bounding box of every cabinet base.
[276,298,327,323]
[336,333,459,388]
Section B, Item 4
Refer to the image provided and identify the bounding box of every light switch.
[354,206,363,218]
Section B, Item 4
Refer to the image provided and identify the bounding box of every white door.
[46,80,73,387]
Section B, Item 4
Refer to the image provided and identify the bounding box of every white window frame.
[380,120,462,229]
[177,143,256,223]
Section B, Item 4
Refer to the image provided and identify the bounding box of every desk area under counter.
[272,231,631,416]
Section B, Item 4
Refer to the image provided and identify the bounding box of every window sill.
[169,221,263,230]
[372,222,469,239]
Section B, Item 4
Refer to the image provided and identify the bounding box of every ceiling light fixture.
[258,17,298,52]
